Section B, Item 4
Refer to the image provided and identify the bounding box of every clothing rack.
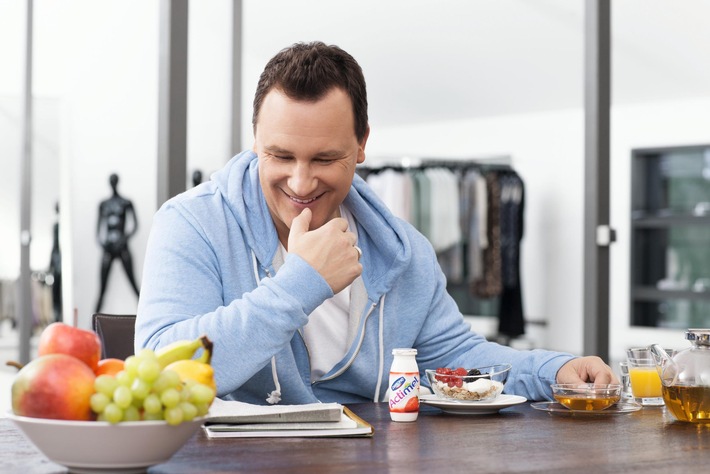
[357,156,526,342]
[358,155,513,175]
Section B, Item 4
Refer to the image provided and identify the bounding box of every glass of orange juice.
[626,348,664,407]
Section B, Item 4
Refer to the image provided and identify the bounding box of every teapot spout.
[649,344,678,386]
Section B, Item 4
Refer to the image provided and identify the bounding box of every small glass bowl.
[425,364,511,402]
[551,383,622,411]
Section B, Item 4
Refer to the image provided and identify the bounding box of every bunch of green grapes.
[90,348,216,425]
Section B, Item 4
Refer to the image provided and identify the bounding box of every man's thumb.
[288,208,311,245]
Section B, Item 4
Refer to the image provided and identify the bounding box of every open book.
[203,399,373,438]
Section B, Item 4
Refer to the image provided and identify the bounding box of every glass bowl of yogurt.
[425,364,511,402]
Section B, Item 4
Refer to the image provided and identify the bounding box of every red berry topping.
[434,367,453,383]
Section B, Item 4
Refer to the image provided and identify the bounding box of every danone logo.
[391,376,406,391]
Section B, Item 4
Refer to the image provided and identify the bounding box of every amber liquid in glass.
[662,385,710,422]
[554,394,620,411]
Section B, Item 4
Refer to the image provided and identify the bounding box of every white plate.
[530,401,642,416]
[420,393,527,415]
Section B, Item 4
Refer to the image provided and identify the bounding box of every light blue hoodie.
[135,151,574,404]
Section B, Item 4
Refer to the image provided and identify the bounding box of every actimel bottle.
[388,348,420,422]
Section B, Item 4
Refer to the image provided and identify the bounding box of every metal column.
[230,0,242,156]
[18,0,34,365]
[157,0,188,207]
[583,0,613,361]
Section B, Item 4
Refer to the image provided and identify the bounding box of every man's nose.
[287,163,317,196]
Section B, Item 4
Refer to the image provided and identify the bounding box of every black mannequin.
[192,169,203,187]
[95,173,140,313]
[48,202,62,322]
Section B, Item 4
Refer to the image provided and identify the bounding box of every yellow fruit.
[165,359,216,391]
[154,336,206,368]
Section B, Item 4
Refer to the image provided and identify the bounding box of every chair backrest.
[92,313,136,360]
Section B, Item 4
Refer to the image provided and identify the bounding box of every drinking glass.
[618,361,634,401]
[626,348,664,407]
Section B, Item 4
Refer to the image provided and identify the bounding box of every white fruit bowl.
[8,412,204,473]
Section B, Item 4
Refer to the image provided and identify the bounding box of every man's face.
[253,87,368,246]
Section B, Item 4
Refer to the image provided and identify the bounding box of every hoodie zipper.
[297,328,313,380]
[261,250,379,387]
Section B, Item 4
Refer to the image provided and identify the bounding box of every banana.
[165,359,216,391]
[195,336,213,365]
[163,335,216,390]
[155,335,209,369]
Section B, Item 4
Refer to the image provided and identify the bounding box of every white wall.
[187,0,233,179]
[0,96,22,280]
[0,0,25,280]
[0,99,60,281]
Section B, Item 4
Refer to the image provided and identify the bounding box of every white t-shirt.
[279,206,358,382]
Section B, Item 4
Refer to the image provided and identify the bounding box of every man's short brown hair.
[252,41,369,143]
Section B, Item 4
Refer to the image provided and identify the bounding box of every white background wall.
[1,0,709,364]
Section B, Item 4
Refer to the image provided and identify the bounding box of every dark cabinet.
[631,144,710,328]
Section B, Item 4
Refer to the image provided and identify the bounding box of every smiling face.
[254,87,368,246]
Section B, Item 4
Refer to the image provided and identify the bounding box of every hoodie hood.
[212,151,412,300]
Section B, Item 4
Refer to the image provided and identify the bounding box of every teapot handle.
[649,344,678,386]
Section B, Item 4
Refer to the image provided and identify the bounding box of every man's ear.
[357,125,370,164]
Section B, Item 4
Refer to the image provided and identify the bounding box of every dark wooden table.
[2,402,710,473]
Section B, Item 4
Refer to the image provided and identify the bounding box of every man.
[136,41,616,405]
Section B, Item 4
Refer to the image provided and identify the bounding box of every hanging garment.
[366,169,413,224]
[461,170,488,283]
[472,171,502,298]
[498,171,526,338]
[412,170,432,241]
[425,168,463,281]
[362,160,526,340]
[436,168,465,283]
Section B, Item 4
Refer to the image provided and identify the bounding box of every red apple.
[38,322,102,372]
[12,354,96,421]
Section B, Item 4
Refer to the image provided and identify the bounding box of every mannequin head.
[192,170,203,187]
[109,173,119,193]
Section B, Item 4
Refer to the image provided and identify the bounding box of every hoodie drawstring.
[266,356,282,404]
[373,294,386,402]
[251,250,282,404]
